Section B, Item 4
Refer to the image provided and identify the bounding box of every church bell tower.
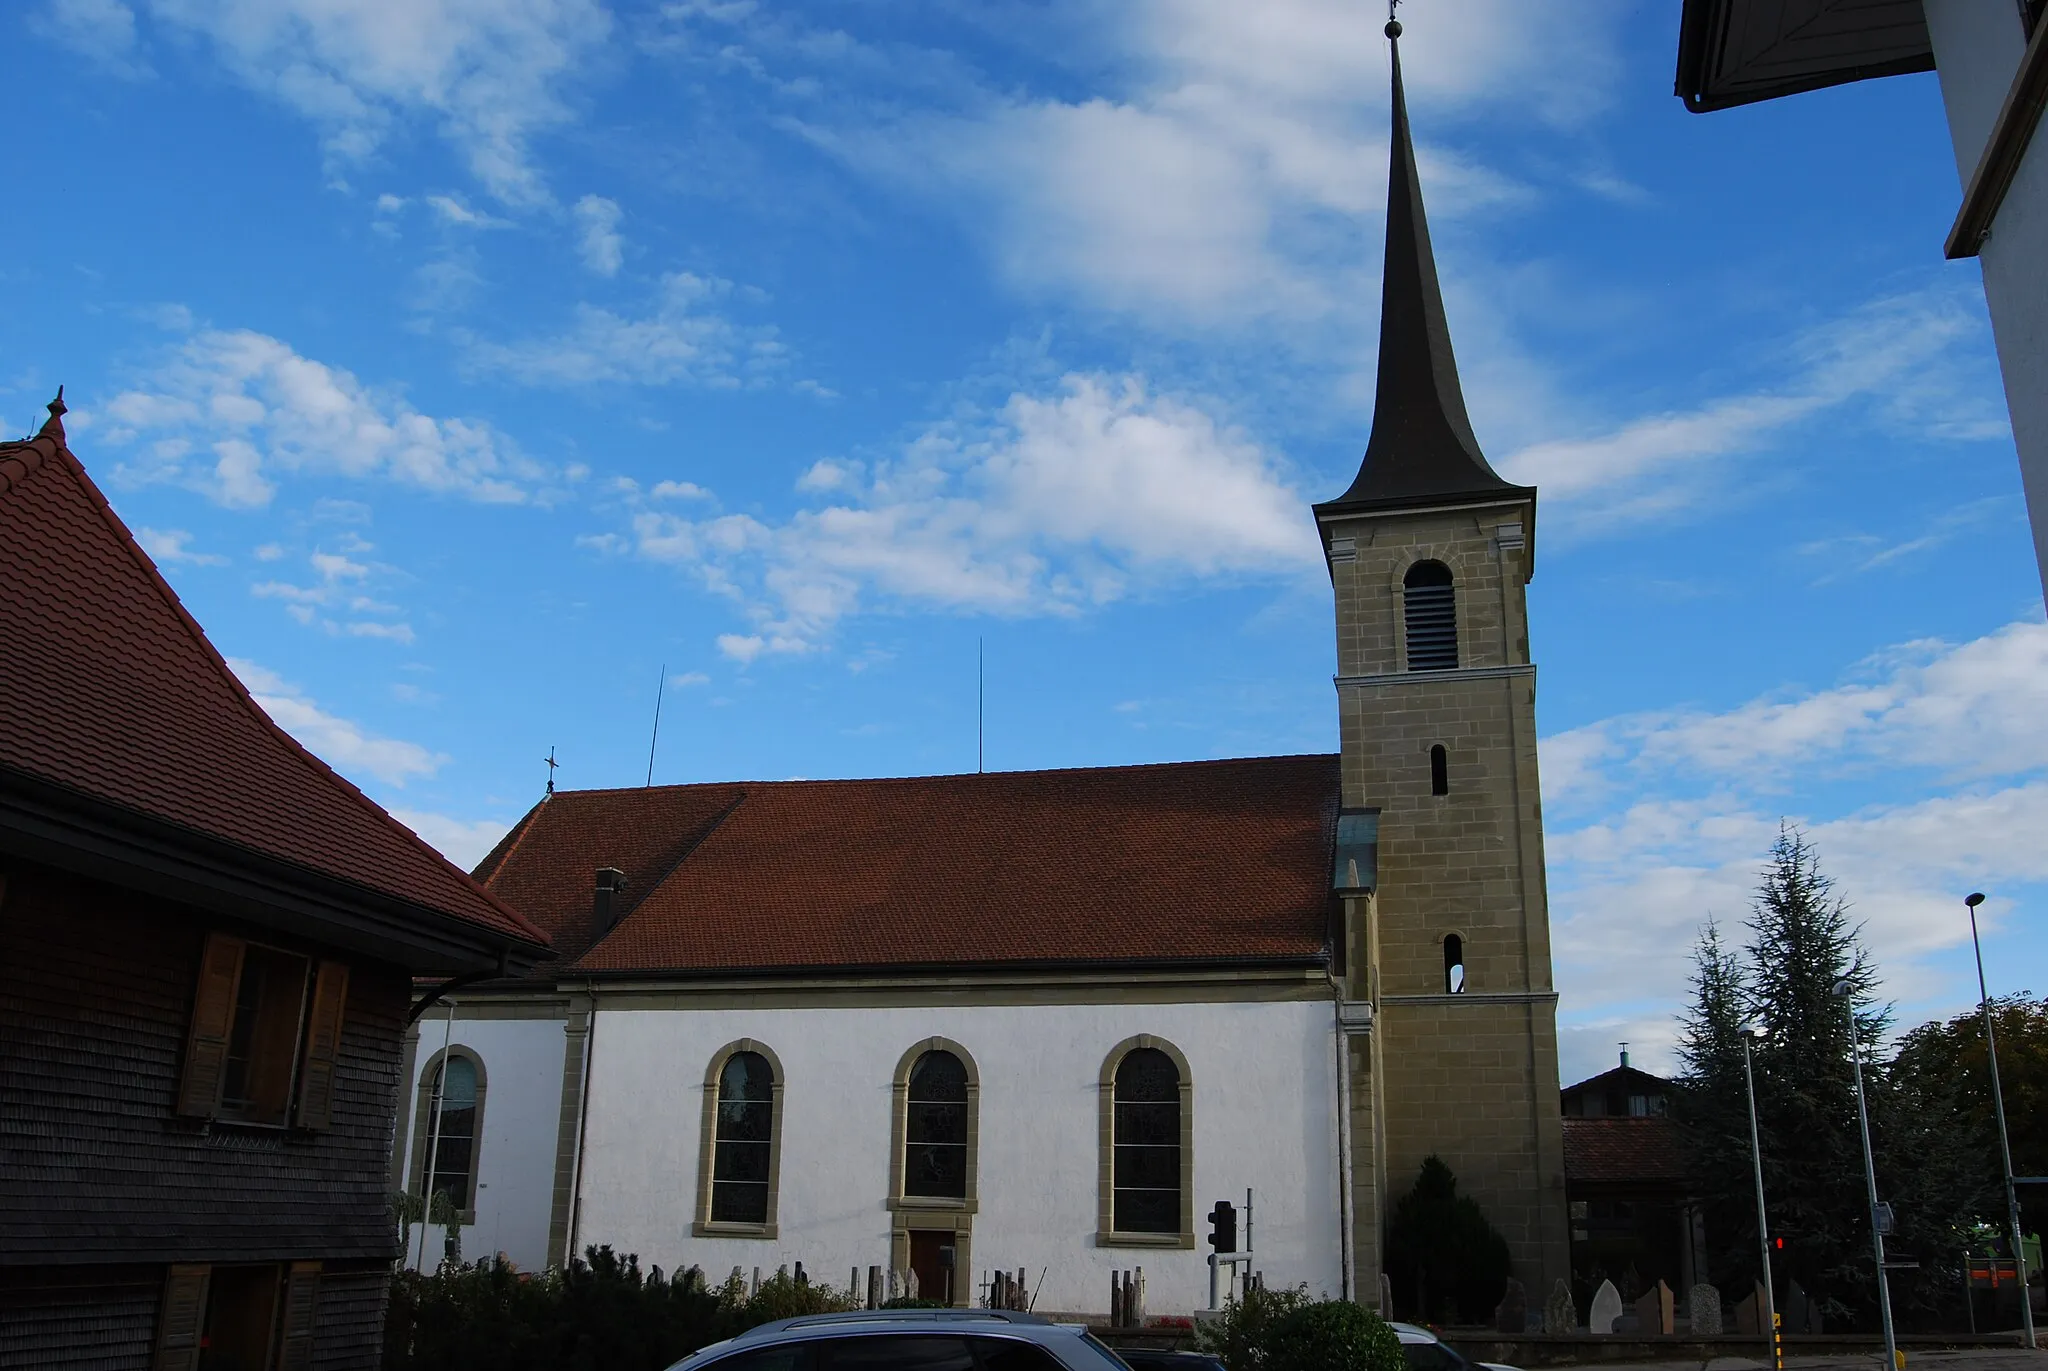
[1322,17,1570,1307]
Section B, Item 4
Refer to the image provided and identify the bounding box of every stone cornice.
[1334,663,1535,689]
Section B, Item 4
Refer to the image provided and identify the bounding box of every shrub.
[1268,1300,1405,1371]
[385,1247,855,1371]
[1196,1284,1315,1371]
[1383,1156,1512,1323]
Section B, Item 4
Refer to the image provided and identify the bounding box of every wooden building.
[0,396,548,1370]
[1561,1054,1705,1305]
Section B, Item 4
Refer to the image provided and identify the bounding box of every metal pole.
[1839,984,1898,1371]
[1969,892,2037,1348]
[416,998,456,1272]
[1740,1030,1782,1370]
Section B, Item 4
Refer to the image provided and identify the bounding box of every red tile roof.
[0,403,547,952]
[1561,1117,1692,1185]
[480,755,1340,975]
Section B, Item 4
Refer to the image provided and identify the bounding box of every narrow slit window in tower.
[1403,561,1458,670]
[1444,934,1466,994]
[1430,744,1448,796]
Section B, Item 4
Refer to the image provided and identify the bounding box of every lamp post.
[1738,1022,1782,1371]
[1833,978,1898,1371]
[1966,891,2037,1348]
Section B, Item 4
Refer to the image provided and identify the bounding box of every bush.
[385,1247,855,1371]
[1269,1301,1405,1371]
[1198,1288,1402,1371]
[1383,1156,1512,1323]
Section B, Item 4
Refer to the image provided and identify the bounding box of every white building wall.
[577,998,1341,1316]
[1925,0,2048,597]
[403,1010,569,1274]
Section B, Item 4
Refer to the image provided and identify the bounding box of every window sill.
[1095,1232,1194,1249]
[888,1196,977,1214]
[693,1221,779,1240]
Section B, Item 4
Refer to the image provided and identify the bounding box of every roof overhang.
[1675,0,1934,113]
[0,765,546,976]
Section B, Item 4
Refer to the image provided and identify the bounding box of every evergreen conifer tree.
[1672,827,1983,1329]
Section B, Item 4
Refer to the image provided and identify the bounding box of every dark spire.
[1318,22,1530,516]
[37,387,66,443]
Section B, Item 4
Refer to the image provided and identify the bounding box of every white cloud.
[131,0,611,204]
[1542,617,2048,1082]
[426,194,509,228]
[32,0,146,75]
[463,272,786,388]
[252,546,416,642]
[95,328,547,506]
[622,372,1319,654]
[698,0,1619,327]
[228,658,442,787]
[1498,289,2008,533]
[573,194,624,275]
[651,479,710,500]
[137,527,226,566]
[388,808,512,870]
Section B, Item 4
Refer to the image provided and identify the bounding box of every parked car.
[1109,1350,1226,1371]
[666,1310,1130,1371]
[1391,1322,1520,1371]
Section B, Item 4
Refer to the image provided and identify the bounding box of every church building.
[393,22,1569,1318]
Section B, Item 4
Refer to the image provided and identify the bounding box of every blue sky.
[7,0,2044,1084]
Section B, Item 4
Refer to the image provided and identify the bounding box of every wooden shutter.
[295,961,350,1131]
[177,933,244,1118]
[275,1262,321,1371]
[152,1264,211,1371]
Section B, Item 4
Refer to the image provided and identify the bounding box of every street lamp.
[1966,891,2036,1349]
[1833,977,1898,1371]
[1737,1022,1782,1371]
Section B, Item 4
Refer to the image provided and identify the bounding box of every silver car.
[1391,1321,1520,1371]
[665,1309,1133,1371]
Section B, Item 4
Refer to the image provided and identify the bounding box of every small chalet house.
[0,397,548,1370]
[1560,1054,1704,1303]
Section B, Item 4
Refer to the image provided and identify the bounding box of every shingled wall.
[0,862,407,1366]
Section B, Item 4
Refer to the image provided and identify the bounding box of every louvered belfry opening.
[1403,560,1458,670]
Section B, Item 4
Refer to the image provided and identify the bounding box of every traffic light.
[1773,1237,1786,1252]
[1208,1201,1237,1253]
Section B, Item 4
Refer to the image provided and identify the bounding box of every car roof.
[1391,1322,1439,1343]
[671,1310,1073,1369]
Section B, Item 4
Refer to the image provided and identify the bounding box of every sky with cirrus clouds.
[7,0,2043,1083]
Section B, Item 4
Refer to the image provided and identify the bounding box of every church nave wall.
[573,997,1343,1316]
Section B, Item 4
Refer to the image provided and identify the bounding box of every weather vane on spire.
[544,746,558,796]
[1387,0,1402,37]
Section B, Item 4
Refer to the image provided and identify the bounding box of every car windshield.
[1401,1342,1468,1371]
[1073,1333,1135,1369]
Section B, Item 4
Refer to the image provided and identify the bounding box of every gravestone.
[1733,1282,1767,1335]
[1634,1281,1675,1336]
[1589,1279,1623,1334]
[1689,1283,1723,1335]
[1493,1278,1527,1335]
[1784,1281,1807,1335]
[1379,1273,1395,1318]
[1543,1279,1578,1334]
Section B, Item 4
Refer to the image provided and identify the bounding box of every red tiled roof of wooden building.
[0,397,547,950]
[1561,1117,1692,1185]
[477,755,1341,975]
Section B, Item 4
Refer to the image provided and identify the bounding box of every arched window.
[905,1049,970,1198]
[1444,934,1466,994]
[1430,744,1449,796]
[712,1051,774,1223]
[409,1048,486,1217]
[1404,561,1458,671]
[1112,1048,1182,1235]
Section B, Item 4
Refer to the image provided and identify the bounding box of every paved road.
[1580,1351,2046,1371]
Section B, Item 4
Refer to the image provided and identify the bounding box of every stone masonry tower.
[1321,19,1570,1312]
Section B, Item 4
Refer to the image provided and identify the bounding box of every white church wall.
[577,997,1342,1316]
[403,1010,568,1274]
[1926,0,2048,597]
